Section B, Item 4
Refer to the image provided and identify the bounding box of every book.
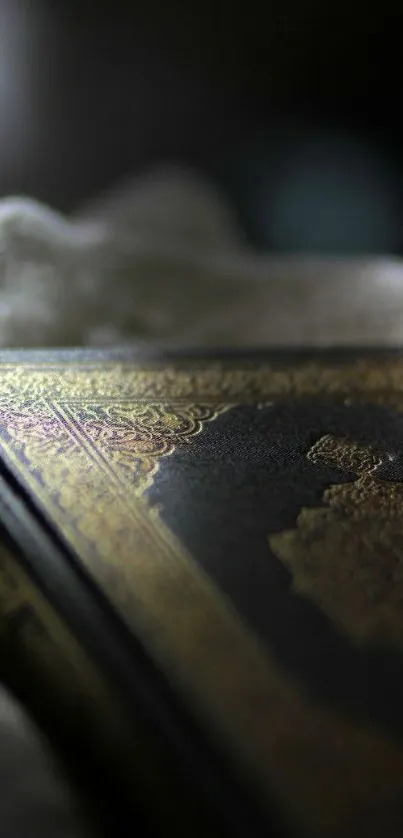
[0,347,403,837]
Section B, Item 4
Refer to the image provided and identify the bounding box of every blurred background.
[1,0,402,255]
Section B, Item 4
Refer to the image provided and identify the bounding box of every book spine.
[0,538,225,837]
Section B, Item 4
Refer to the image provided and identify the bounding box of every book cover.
[0,348,402,837]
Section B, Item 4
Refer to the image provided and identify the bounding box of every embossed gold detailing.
[2,358,403,836]
[307,433,384,475]
[1,355,403,402]
[72,402,231,494]
[270,434,403,649]
[0,399,230,498]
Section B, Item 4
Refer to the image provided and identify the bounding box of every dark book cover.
[0,348,403,838]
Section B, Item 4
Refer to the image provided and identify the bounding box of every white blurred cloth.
[0,166,402,348]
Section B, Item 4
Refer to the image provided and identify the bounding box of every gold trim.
[1,358,403,835]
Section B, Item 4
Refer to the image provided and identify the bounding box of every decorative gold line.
[1,357,403,400]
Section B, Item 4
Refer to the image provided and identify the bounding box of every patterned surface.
[1,356,403,835]
[271,434,403,647]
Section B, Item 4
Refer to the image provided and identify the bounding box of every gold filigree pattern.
[0,400,230,498]
[270,435,403,649]
[1,355,403,402]
[69,402,231,493]
[307,433,384,475]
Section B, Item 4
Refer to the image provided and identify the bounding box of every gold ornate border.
[1,358,403,836]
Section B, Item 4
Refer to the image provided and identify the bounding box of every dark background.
[1,1,403,253]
